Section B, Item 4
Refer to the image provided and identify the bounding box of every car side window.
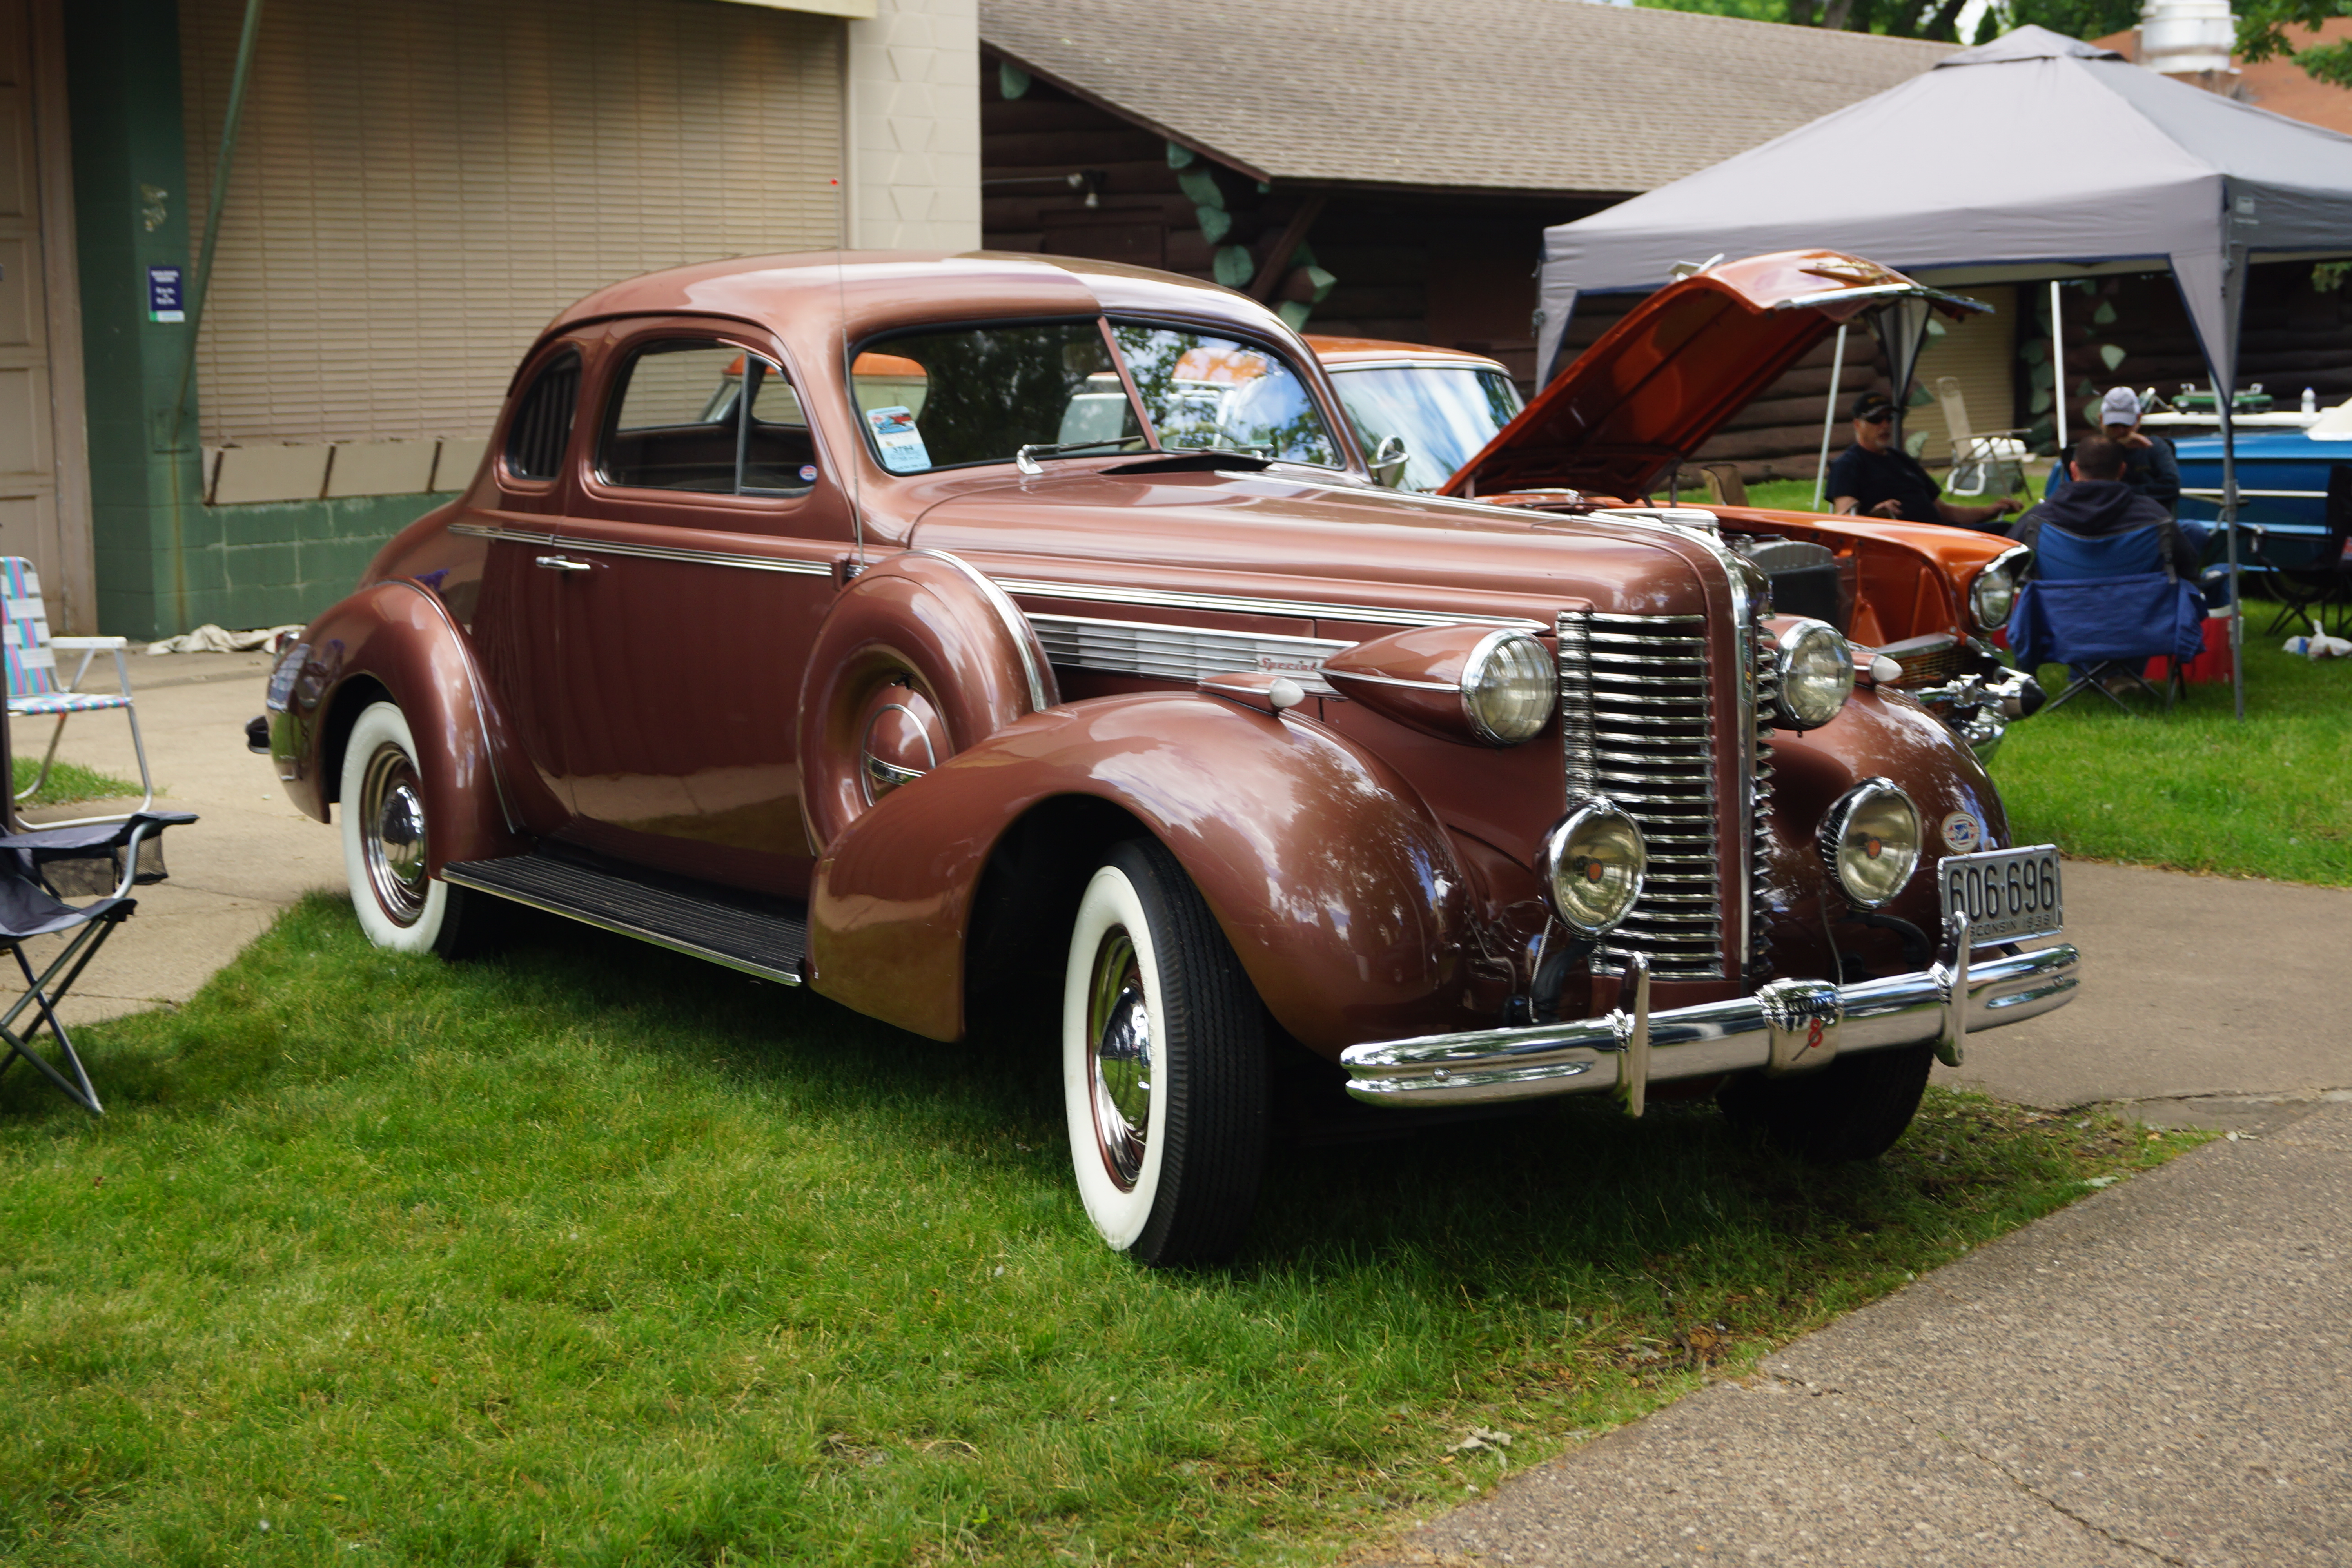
[597,338,817,497]
[504,347,581,482]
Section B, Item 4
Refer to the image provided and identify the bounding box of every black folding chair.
[0,812,197,1114]
[2245,464,2352,638]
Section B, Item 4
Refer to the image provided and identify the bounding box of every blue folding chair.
[2010,523,2205,714]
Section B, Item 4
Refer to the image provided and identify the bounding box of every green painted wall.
[64,2,439,639]
[208,492,460,627]
[67,0,205,641]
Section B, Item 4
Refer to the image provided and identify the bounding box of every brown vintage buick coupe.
[262,249,2079,1266]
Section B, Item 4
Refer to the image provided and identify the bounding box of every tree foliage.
[2236,0,2352,85]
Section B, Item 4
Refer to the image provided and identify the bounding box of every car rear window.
[503,348,580,482]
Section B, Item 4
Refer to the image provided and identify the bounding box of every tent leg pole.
[2050,279,2067,456]
[1813,323,1846,510]
[2223,403,2243,722]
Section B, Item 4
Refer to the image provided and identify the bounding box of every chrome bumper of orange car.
[1338,942,2080,1111]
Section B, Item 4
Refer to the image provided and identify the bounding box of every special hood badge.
[1941,811,1983,853]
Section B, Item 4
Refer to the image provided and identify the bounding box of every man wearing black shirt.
[1826,390,2018,532]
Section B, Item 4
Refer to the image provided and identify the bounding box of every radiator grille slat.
[1561,610,1724,981]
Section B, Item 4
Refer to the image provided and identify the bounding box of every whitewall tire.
[1061,839,1267,1267]
[338,699,503,959]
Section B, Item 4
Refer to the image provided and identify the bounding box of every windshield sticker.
[867,406,930,473]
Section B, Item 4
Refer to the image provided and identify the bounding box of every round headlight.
[1818,778,1921,910]
[1460,630,1553,746]
[1772,619,1856,730]
[1969,553,2024,631]
[1537,799,1648,936]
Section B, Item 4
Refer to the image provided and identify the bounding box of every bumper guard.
[1339,934,2079,1111]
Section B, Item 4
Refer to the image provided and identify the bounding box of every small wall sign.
[147,265,185,323]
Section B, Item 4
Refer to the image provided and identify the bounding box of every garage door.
[177,0,846,452]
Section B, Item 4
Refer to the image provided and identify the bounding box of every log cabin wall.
[980,54,1601,395]
[2032,264,2352,441]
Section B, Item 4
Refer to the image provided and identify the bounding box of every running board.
[441,850,808,984]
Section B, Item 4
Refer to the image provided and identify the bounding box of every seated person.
[2044,387,2192,540]
[2012,434,2201,578]
[1828,391,2018,532]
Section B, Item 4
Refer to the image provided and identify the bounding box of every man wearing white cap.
[2047,387,2182,518]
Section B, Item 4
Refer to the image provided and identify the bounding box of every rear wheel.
[1062,839,1267,1267]
[339,701,501,959]
[1718,1042,1934,1163]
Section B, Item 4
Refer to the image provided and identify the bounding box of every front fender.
[1761,684,2009,979]
[809,692,1472,1053]
[270,579,528,871]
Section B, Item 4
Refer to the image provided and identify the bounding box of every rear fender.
[809,691,1472,1053]
[270,579,529,870]
[1761,685,2008,979]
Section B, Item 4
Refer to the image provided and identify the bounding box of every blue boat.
[2173,412,2350,572]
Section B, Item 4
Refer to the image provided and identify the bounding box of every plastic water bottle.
[2306,387,2319,415]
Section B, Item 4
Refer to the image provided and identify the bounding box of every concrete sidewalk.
[15,650,340,1024]
[1358,1100,2352,1567]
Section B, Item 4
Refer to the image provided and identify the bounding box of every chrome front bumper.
[1339,941,2080,1111]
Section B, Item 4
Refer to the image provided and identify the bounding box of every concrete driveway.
[15,649,341,1025]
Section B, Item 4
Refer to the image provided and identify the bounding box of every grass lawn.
[9,758,140,809]
[2,896,2202,1566]
[1996,610,2352,887]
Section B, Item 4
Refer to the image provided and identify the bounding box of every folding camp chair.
[2010,523,2204,714]
[2241,465,2352,638]
[2,557,154,827]
[0,810,196,1115]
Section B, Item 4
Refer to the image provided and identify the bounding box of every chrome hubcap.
[1086,927,1153,1191]
[359,743,429,926]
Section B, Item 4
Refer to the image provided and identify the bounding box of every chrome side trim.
[994,575,1546,632]
[1032,613,1353,696]
[449,521,833,577]
[909,548,1059,713]
[1339,942,2079,1108]
[439,864,805,985]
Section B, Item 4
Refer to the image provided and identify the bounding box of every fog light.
[1537,799,1648,936]
[1819,778,1922,909]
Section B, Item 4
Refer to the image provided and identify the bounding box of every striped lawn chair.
[2,558,153,827]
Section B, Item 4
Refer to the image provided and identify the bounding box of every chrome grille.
[1559,611,1724,980]
[1748,617,1778,979]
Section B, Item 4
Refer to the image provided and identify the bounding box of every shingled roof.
[980,0,1955,196]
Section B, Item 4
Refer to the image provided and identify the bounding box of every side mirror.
[1370,433,1412,489]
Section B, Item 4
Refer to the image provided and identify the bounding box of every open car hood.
[1442,251,1984,502]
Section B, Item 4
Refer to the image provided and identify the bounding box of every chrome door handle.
[534,554,592,573]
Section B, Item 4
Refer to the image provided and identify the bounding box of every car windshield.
[1108,325,1341,467]
[1328,364,1524,491]
[849,320,1341,473]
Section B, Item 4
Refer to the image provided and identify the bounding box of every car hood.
[906,463,1724,621]
[1443,250,1983,503]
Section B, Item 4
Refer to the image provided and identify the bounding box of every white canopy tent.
[1530,25,2352,717]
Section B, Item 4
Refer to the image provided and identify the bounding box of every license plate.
[1938,845,2064,947]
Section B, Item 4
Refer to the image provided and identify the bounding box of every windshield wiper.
[1012,439,1129,475]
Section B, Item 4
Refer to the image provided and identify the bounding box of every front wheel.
[1717,1042,1933,1163]
[338,701,501,959]
[1062,839,1268,1267]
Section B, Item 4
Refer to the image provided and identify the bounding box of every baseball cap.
[1851,390,1896,422]
[2100,387,2142,426]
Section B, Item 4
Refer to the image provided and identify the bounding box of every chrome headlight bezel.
[1818,777,1922,911]
[1459,629,1553,746]
[1771,619,1856,730]
[1536,798,1649,936]
[1968,546,2031,632]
